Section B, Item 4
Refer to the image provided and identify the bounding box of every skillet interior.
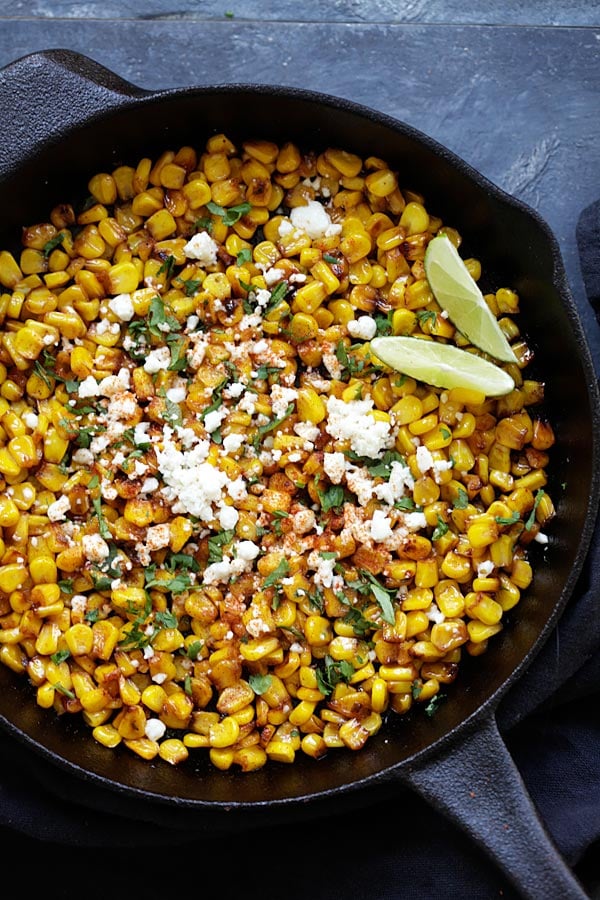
[0,82,598,820]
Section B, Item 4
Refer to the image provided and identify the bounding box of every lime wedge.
[370,335,515,397]
[424,234,518,364]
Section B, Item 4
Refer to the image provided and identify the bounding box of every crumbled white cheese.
[402,511,428,531]
[222,433,245,454]
[227,477,248,502]
[145,718,167,741]
[166,386,187,403]
[145,523,171,552]
[219,505,239,530]
[78,375,100,398]
[47,494,71,522]
[71,448,95,467]
[144,346,171,373]
[270,384,298,419]
[373,461,415,506]
[236,540,260,561]
[326,396,394,459]
[108,292,135,321]
[183,231,219,266]
[477,560,495,578]
[156,434,226,522]
[345,466,375,506]
[416,445,434,474]
[323,451,347,485]
[81,533,110,562]
[293,508,317,535]
[370,509,393,542]
[289,200,342,239]
[426,603,446,624]
[307,550,337,588]
[347,316,377,341]
[223,381,245,400]
[293,421,320,444]
[204,407,227,434]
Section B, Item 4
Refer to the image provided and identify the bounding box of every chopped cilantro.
[182,277,202,297]
[336,340,364,379]
[249,673,272,695]
[187,640,203,660]
[453,487,469,510]
[43,232,65,257]
[359,570,396,625]
[374,310,394,336]
[347,448,405,480]
[206,200,251,226]
[91,496,112,540]
[318,484,346,513]
[207,529,236,564]
[148,295,180,336]
[416,309,437,327]
[195,216,213,232]
[236,248,252,265]
[316,655,354,696]
[525,490,545,530]
[495,510,521,526]
[263,558,290,589]
[155,610,178,628]
[253,402,295,448]
[424,693,446,717]
[432,516,449,541]
[157,254,176,281]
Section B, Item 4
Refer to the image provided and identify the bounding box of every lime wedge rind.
[370,335,515,397]
[424,235,518,364]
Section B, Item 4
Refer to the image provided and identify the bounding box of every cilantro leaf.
[263,558,290,589]
[206,200,252,226]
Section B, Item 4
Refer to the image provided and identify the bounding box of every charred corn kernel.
[92,724,121,749]
[466,512,500,549]
[289,312,319,342]
[8,434,38,468]
[293,280,327,314]
[0,562,28,592]
[36,682,56,708]
[106,261,139,294]
[440,551,472,583]
[123,737,159,760]
[239,636,280,661]
[0,495,20,526]
[400,202,429,235]
[497,575,521,611]
[311,259,340,294]
[209,716,240,748]
[29,555,57,585]
[392,394,423,424]
[467,621,502,643]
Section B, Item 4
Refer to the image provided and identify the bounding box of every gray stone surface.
[1,1,599,25]
[1,19,599,364]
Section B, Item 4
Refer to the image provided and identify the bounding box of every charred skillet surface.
[0,53,598,822]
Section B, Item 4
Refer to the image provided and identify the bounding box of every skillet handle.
[396,714,589,899]
[0,49,148,179]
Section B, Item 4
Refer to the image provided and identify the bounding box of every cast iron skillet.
[0,49,598,899]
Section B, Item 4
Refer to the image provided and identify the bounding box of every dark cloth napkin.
[1,202,600,899]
